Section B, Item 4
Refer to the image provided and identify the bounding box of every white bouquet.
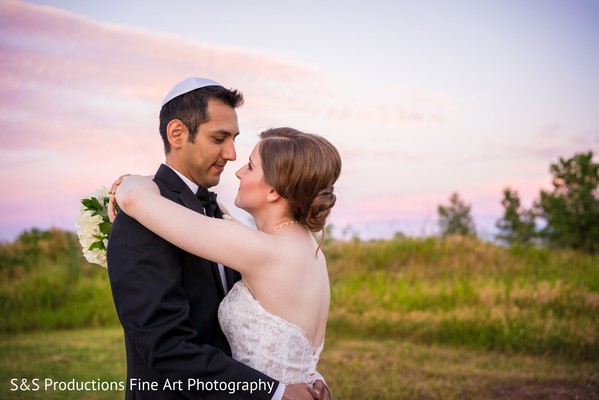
[76,186,113,268]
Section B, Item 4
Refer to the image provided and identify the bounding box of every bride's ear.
[266,188,280,202]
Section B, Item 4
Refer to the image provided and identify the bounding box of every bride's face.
[234,143,272,213]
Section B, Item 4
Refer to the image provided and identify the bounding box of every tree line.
[437,151,599,253]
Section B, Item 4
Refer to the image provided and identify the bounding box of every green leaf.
[88,241,105,251]
[99,221,112,235]
[90,197,103,211]
[81,198,95,209]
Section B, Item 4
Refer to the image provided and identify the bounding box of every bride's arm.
[115,175,273,275]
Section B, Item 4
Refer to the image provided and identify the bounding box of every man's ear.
[166,119,187,150]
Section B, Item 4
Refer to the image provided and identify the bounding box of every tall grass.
[0,229,119,333]
[325,236,599,360]
[2,229,598,361]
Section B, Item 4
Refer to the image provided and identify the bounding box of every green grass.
[1,327,597,400]
[322,337,599,399]
[0,328,126,400]
[326,236,599,360]
[0,229,120,333]
[2,229,599,398]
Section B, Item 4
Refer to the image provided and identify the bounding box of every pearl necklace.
[273,220,299,233]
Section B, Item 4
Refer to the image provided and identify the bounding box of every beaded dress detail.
[218,281,324,385]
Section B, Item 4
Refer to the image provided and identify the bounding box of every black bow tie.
[196,187,217,217]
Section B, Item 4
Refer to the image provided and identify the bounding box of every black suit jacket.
[107,164,278,399]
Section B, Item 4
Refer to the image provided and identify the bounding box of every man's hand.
[313,380,331,400]
[283,383,320,400]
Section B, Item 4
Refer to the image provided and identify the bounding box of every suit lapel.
[179,189,205,215]
[154,164,228,298]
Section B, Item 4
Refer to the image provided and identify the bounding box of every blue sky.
[1,0,598,240]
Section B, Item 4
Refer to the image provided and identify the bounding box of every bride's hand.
[108,174,129,222]
[113,175,160,216]
[107,174,157,222]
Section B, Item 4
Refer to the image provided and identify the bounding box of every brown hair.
[259,127,341,240]
[159,86,244,154]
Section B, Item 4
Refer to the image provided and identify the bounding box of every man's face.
[179,99,239,188]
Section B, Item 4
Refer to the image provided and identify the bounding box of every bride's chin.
[234,196,253,214]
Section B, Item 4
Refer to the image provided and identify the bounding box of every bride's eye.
[247,163,253,171]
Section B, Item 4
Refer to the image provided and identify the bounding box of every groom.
[107,78,329,400]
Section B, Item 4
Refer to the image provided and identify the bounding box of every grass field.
[1,328,597,399]
[1,230,598,399]
[326,236,599,361]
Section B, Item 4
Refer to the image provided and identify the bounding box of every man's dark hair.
[159,86,244,153]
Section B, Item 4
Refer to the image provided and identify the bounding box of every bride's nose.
[235,166,243,180]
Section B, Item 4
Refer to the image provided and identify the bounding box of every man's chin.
[205,175,221,188]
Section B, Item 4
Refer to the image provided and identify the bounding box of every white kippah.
[161,77,222,107]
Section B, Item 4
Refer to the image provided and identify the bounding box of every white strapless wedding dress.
[218,281,324,385]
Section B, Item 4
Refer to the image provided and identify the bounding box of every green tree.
[496,188,537,246]
[437,192,476,237]
[537,151,599,253]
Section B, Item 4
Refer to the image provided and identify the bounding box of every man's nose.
[223,140,236,161]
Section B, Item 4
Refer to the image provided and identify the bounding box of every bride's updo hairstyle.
[259,127,341,236]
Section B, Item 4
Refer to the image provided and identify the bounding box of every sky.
[1,0,598,242]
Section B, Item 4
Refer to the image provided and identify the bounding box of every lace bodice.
[218,281,324,385]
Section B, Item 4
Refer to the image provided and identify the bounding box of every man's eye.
[214,137,225,144]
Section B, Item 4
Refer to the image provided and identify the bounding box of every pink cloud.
[1,0,451,157]
[0,0,333,239]
[0,1,506,241]
[0,1,328,124]
[2,2,272,100]
[318,89,451,126]
[371,148,427,161]
[501,126,599,161]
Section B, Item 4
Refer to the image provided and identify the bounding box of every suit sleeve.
[107,209,278,400]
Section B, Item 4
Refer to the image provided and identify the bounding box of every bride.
[112,127,341,390]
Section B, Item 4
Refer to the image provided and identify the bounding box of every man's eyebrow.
[210,130,240,139]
